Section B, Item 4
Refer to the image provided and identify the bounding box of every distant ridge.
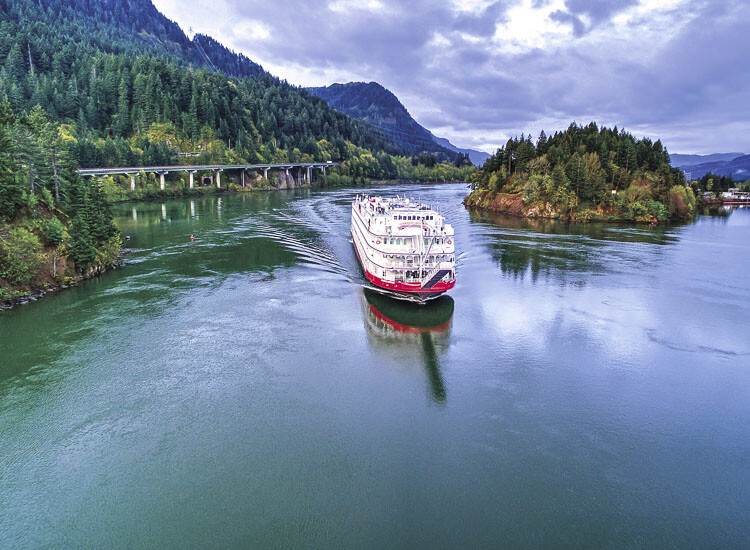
[308,81,489,166]
[678,155,750,180]
[670,152,745,168]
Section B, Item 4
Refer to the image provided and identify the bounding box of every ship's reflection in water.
[362,289,454,404]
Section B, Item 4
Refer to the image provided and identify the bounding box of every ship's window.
[396,238,401,245]
[424,238,429,246]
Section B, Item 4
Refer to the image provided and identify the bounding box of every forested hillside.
[0,99,120,302]
[0,0,473,187]
[0,0,401,168]
[308,82,449,157]
[466,122,695,223]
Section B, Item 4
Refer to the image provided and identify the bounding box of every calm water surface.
[1,184,749,548]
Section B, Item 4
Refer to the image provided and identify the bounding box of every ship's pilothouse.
[351,194,456,301]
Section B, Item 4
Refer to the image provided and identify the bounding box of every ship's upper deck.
[352,194,454,238]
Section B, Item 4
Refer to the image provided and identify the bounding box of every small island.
[465,122,696,224]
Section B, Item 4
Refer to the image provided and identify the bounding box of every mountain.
[308,82,489,166]
[307,82,449,156]
[0,0,406,169]
[670,152,745,168]
[681,155,750,180]
[2,0,264,79]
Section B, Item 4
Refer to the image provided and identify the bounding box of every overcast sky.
[152,0,749,155]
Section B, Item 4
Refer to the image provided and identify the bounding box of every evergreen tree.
[4,43,26,82]
[115,75,130,136]
[68,214,97,271]
[44,216,65,245]
[85,177,116,245]
[536,130,548,155]
[0,101,23,219]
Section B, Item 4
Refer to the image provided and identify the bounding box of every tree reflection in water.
[468,209,680,282]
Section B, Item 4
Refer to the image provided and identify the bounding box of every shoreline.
[0,259,124,312]
[463,190,688,225]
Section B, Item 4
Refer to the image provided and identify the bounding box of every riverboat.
[351,194,456,302]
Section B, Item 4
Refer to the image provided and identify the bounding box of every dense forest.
[0,98,120,301]
[0,0,471,192]
[466,122,696,223]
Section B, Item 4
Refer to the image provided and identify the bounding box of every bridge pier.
[76,163,339,191]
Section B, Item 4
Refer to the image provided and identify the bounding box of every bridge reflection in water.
[361,289,454,404]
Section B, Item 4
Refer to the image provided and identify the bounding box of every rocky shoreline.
[464,190,672,224]
[0,257,124,311]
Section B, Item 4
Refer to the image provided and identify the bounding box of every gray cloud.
[156,0,750,153]
[565,0,637,24]
[549,10,586,36]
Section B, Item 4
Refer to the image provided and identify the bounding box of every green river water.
[1,184,749,548]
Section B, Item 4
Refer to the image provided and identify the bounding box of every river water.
[1,184,749,548]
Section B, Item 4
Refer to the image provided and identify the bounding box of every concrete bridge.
[77,162,339,191]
